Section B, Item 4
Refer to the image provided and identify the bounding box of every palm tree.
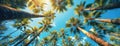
[27,0,46,13]
[74,1,119,41]
[74,0,86,16]
[50,0,73,12]
[77,27,111,46]
[0,30,18,42]
[59,28,67,39]
[24,11,55,45]
[14,26,37,45]
[24,26,46,46]
[50,30,59,46]
[110,35,120,46]
[0,0,28,9]
[6,32,27,45]
[85,1,120,10]
[84,42,91,46]
[0,0,54,45]
[12,18,31,31]
[66,17,111,46]
[0,5,45,21]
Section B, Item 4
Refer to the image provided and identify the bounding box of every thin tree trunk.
[14,33,32,46]
[0,5,44,21]
[8,33,26,44]
[84,2,120,10]
[24,26,46,46]
[77,27,111,46]
[0,30,18,41]
[95,18,111,23]
[88,18,120,25]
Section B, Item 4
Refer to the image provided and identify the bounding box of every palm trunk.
[95,18,111,23]
[14,33,32,46]
[88,18,120,25]
[8,33,26,44]
[24,26,46,46]
[77,27,111,46]
[0,30,18,41]
[85,2,120,10]
[0,5,44,21]
[14,27,42,46]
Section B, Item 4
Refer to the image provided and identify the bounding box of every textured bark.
[85,2,120,10]
[0,5,44,21]
[95,19,111,23]
[24,26,46,46]
[111,19,120,24]
[77,27,111,46]
[88,18,120,25]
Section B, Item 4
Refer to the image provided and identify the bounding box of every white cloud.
[50,22,56,27]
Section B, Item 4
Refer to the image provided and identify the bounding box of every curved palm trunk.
[77,27,111,46]
[85,2,120,10]
[24,26,46,46]
[0,5,44,21]
[88,18,120,25]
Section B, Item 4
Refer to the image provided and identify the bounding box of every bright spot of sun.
[25,0,52,14]
[42,0,52,11]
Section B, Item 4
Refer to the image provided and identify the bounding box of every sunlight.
[43,0,52,11]
[1,0,120,46]
[26,0,52,13]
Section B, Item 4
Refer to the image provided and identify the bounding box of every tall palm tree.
[77,27,111,46]
[74,0,119,40]
[24,26,46,46]
[14,26,38,45]
[38,30,60,46]
[50,0,73,12]
[0,0,28,9]
[66,17,111,46]
[0,5,45,21]
[84,0,120,10]
[24,11,55,45]
[0,30,18,42]
[0,0,54,45]
[14,10,55,45]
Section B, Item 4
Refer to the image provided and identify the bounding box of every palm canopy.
[50,0,73,12]
[66,17,111,46]
[0,0,120,46]
[85,0,120,10]
[27,0,46,13]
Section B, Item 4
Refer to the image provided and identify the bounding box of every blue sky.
[1,0,120,46]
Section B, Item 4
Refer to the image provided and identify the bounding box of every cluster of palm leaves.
[0,0,120,46]
[27,0,46,13]
[50,0,73,12]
